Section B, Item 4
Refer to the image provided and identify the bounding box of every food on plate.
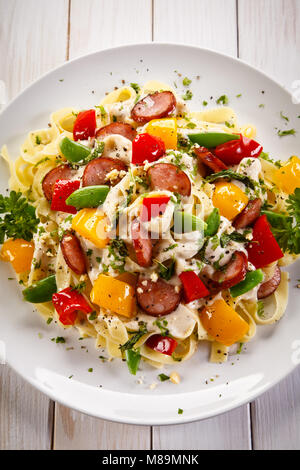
[0,80,299,376]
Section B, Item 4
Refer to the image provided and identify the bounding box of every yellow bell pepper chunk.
[212,181,249,220]
[273,156,300,194]
[200,299,249,346]
[72,208,109,248]
[1,238,34,273]
[145,118,177,149]
[90,274,136,318]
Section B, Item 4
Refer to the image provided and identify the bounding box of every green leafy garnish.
[153,318,169,336]
[158,373,170,382]
[71,281,86,293]
[220,231,250,248]
[154,258,175,281]
[108,238,128,273]
[0,191,39,243]
[119,323,148,352]
[262,188,300,254]
[182,90,193,101]
[35,135,42,145]
[182,77,192,86]
[277,129,296,137]
[216,95,229,105]
[130,83,140,93]
[280,111,289,122]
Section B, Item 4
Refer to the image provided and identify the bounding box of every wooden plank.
[53,0,153,450]
[0,0,69,450]
[251,368,300,450]
[238,0,300,89]
[69,0,152,58]
[238,0,300,449]
[0,367,54,450]
[0,0,69,100]
[153,406,251,450]
[54,405,151,450]
[152,0,251,450]
[153,0,237,56]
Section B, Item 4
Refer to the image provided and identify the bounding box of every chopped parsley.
[108,238,128,273]
[155,258,175,281]
[88,311,97,321]
[202,100,208,106]
[182,77,192,86]
[53,337,65,344]
[237,343,244,354]
[182,90,193,101]
[71,281,86,293]
[158,373,170,382]
[88,368,93,373]
[178,408,183,415]
[119,323,148,352]
[46,318,53,325]
[280,111,289,122]
[35,135,42,145]
[216,95,229,105]
[277,129,296,137]
[130,83,140,93]
[153,318,169,337]
[0,191,40,243]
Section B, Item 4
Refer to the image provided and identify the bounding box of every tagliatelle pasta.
[0,80,299,376]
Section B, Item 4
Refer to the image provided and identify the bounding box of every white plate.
[0,43,299,425]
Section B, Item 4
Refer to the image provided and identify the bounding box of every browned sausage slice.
[60,231,87,275]
[136,275,181,316]
[95,122,137,141]
[82,157,127,187]
[202,251,248,291]
[194,146,228,173]
[131,219,152,268]
[257,265,281,299]
[233,198,262,229]
[131,91,176,124]
[148,163,191,197]
[42,165,75,202]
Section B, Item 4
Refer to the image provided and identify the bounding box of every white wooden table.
[0,0,300,450]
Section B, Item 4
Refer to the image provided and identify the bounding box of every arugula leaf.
[0,191,39,243]
[205,169,257,190]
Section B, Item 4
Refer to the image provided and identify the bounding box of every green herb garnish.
[0,191,39,243]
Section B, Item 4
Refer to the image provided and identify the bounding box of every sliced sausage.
[95,122,137,142]
[131,91,176,124]
[131,219,152,268]
[42,165,75,202]
[136,275,181,316]
[258,265,281,299]
[60,231,87,275]
[202,251,248,291]
[233,198,262,229]
[194,146,228,173]
[148,163,191,197]
[82,157,127,187]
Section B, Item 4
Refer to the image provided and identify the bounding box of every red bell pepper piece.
[140,195,170,222]
[179,271,210,302]
[132,133,165,165]
[52,287,93,326]
[247,215,284,268]
[73,109,96,141]
[146,334,177,356]
[214,134,263,165]
[51,179,80,214]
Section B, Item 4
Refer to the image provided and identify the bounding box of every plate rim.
[0,41,298,425]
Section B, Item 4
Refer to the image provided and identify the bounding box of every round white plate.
[0,43,299,425]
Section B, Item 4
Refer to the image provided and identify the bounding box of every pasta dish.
[1,80,299,376]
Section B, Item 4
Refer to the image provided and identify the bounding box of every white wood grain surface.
[0,0,299,450]
[238,0,300,450]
